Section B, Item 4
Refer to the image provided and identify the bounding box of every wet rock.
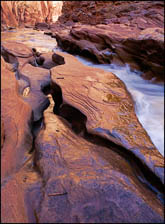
[34,94,164,223]
[50,51,164,184]
[54,24,164,82]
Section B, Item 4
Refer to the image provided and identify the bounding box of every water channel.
[1,28,164,156]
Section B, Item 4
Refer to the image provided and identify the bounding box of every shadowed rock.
[1,39,164,223]
[33,94,164,223]
[54,24,164,82]
[38,52,65,69]
[50,51,164,185]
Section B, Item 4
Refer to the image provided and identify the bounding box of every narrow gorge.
[1,1,164,223]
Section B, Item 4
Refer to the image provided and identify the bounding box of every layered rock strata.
[51,24,164,82]
[1,42,164,223]
[1,1,63,30]
[34,94,164,223]
[45,1,164,82]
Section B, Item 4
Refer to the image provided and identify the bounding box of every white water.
[76,57,164,156]
[2,29,164,156]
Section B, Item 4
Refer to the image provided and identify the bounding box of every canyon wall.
[1,1,63,29]
[58,1,164,27]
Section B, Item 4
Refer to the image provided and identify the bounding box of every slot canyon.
[1,1,164,223]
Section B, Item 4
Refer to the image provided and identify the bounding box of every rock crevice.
[1,42,164,223]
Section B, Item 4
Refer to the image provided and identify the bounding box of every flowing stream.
[2,28,164,156]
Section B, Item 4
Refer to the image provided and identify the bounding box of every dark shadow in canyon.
[50,81,164,204]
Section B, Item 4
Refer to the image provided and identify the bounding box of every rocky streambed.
[1,29,164,223]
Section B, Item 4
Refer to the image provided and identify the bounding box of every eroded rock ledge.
[51,24,164,82]
[1,42,164,223]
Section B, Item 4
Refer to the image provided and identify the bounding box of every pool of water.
[1,28,164,156]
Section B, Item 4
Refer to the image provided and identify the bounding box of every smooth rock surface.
[1,56,41,223]
[1,56,33,180]
[50,51,164,185]
[54,24,164,82]
[34,94,164,223]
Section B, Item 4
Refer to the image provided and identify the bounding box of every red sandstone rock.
[50,51,164,184]
[54,24,164,82]
[58,1,164,28]
[1,45,164,223]
[33,93,164,223]
[1,52,47,223]
[1,1,63,29]
[1,56,33,180]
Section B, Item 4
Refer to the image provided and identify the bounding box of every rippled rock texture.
[34,94,164,223]
[1,42,164,223]
[1,1,63,30]
[50,51,164,184]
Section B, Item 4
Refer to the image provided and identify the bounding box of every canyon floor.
[1,1,164,223]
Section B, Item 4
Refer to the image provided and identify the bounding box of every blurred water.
[1,28,58,53]
[76,57,164,156]
[2,29,164,156]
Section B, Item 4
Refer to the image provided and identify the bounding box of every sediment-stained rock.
[34,94,164,223]
[50,51,164,185]
[54,24,164,82]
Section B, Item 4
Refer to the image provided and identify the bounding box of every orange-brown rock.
[1,1,63,30]
[1,46,164,222]
[50,51,164,185]
[1,49,49,223]
[54,24,164,82]
[1,120,5,148]
[33,93,164,223]
[1,56,37,223]
[1,56,33,180]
